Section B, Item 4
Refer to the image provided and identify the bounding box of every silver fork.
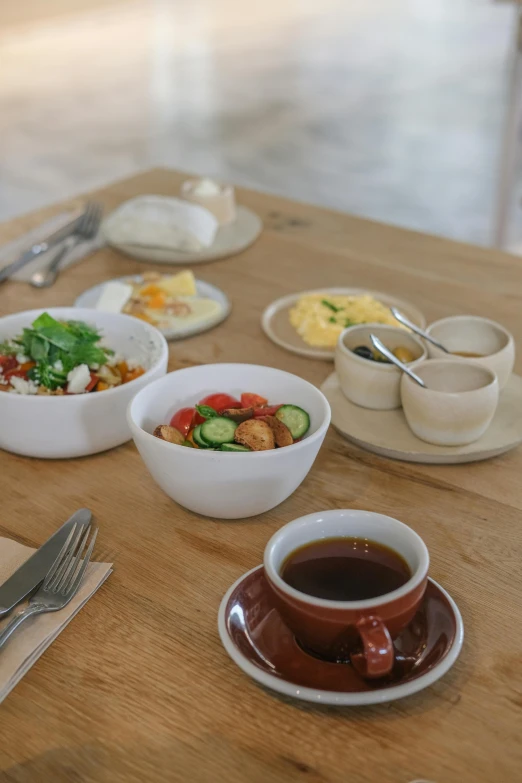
[30,202,103,288]
[0,522,98,649]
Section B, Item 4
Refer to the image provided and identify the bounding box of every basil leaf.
[195,404,217,419]
[30,334,49,361]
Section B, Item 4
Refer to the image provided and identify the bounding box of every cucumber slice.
[220,443,251,452]
[200,416,237,446]
[275,405,310,439]
[193,424,212,448]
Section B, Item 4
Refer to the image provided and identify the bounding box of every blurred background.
[1,0,521,248]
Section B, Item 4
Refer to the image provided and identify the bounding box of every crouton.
[153,425,184,445]
[234,419,275,451]
[261,415,293,448]
[221,406,254,423]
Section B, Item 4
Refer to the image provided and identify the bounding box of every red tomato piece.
[199,393,241,413]
[85,373,99,393]
[169,407,196,438]
[241,393,268,408]
[0,356,18,372]
[4,368,25,380]
[253,404,282,417]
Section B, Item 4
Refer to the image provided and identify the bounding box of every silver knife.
[0,508,92,617]
[0,213,84,285]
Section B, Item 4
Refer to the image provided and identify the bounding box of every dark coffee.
[281,537,411,601]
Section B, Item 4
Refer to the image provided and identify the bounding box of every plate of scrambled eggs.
[261,288,426,360]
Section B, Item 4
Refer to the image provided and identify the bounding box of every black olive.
[353,345,374,360]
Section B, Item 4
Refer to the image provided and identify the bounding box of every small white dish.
[0,308,168,459]
[127,363,331,519]
[75,276,231,341]
[335,324,427,410]
[426,315,515,390]
[261,288,426,361]
[181,178,236,225]
[321,371,522,463]
[401,360,499,446]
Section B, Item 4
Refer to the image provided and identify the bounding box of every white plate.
[321,371,522,464]
[102,206,262,265]
[74,276,231,341]
[261,288,426,360]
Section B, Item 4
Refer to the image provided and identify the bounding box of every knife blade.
[0,508,92,618]
[0,213,84,285]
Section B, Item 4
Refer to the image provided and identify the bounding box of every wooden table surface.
[0,169,521,783]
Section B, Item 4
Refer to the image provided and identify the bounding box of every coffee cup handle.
[351,616,394,679]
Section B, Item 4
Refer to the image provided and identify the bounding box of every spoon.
[390,307,450,354]
[369,334,426,388]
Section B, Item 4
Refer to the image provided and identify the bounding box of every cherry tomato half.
[169,407,196,437]
[241,393,268,408]
[198,393,241,412]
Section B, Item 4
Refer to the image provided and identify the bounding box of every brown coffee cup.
[263,510,429,678]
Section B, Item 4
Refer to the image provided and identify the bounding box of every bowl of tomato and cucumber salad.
[127,363,331,519]
[0,307,168,458]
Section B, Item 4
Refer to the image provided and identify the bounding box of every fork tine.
[47,523,89,592]
[80,202,102,239]
[63,527,98,597]
[42,524,77,588]
[53,523,92,593]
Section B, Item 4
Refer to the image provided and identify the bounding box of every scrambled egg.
[289,293,403,348]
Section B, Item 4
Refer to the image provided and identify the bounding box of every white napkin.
[0,210,105,282]
[0,537,112,704]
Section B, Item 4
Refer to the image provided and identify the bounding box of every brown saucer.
[218,566,463,705]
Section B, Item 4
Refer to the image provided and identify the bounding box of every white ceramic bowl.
[127,363,331,519]
[401,359,499,446]
[426,315,515,390]
[0,308,168,458]
[335,324,427,410]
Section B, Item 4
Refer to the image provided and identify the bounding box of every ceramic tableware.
[335,324,427,410]
[425,315,514,390]
[261,288,426,361]
[127,363,331,519]
[218,565,463,705]
[102,197,262,265]
[74,275,231,341]
[321,370,522,464]
[264,509,429,678]
[0,308,168,459]
[401,359,499,446]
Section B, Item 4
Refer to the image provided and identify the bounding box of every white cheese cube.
[67,364,91,394]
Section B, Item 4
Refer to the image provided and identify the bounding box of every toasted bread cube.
[221,406,254,423]
[153,425,184,445]
[261,415,293,448]
[234,419,275,451]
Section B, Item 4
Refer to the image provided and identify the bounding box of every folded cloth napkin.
[0,210,105,282]
[0,536,112,703]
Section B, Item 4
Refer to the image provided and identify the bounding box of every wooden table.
[0,169,521,783]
